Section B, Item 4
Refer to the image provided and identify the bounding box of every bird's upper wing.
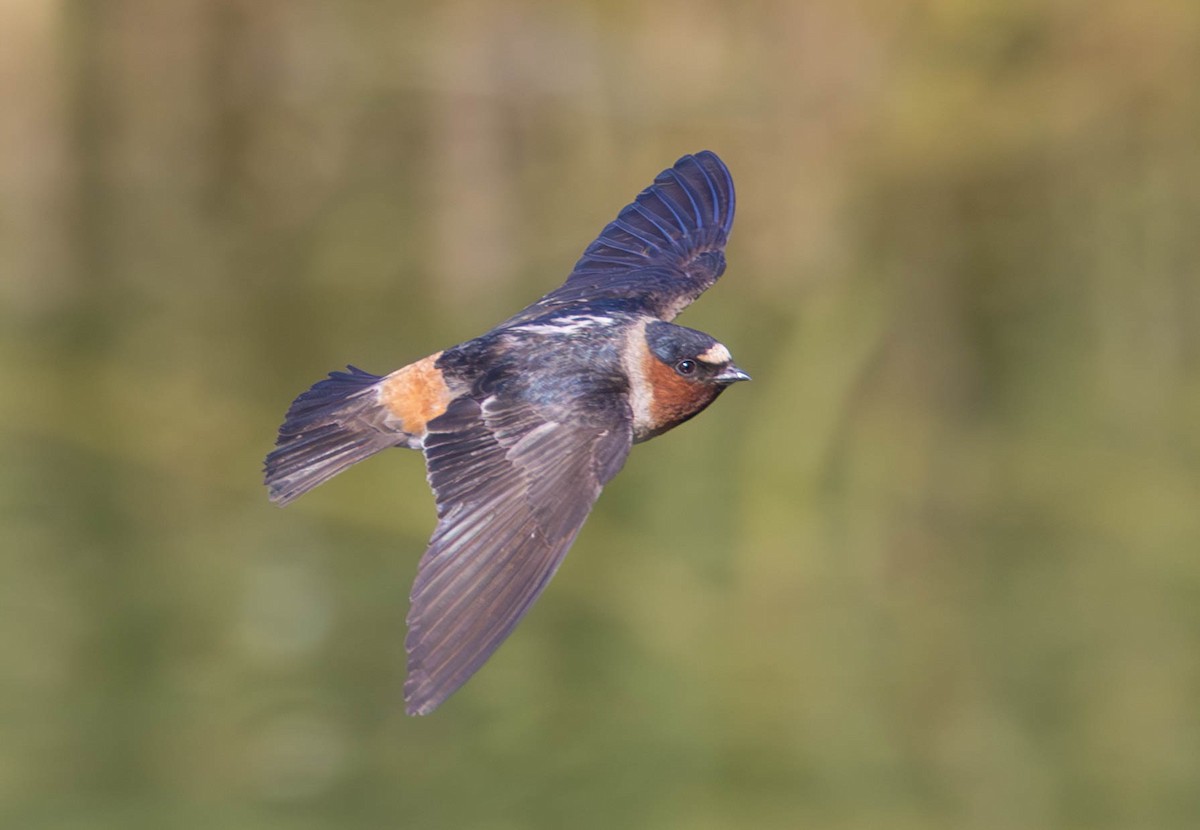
[504,151,735,324]
[404,393,632,715]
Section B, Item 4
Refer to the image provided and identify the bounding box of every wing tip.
[671,150,735,235]
[572,150,735,274]
[403,673,442,717]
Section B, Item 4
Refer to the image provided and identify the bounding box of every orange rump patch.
[380,352,453,436]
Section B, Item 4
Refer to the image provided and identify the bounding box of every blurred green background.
[3,1,1199,828]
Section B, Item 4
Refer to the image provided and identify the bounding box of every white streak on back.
[509,315,617,336]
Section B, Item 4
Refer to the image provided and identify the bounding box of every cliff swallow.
[265,151,748,715]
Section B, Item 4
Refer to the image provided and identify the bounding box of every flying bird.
[265,151,748,715]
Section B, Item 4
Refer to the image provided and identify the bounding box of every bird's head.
[628,320,749,441]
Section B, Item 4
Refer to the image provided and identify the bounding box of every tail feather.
[265,366,410,505]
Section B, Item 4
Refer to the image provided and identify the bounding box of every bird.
[264,151,749,715]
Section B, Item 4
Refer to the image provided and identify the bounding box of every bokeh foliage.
[2,1,1199,828]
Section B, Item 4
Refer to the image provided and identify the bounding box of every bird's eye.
[675,359,697,376]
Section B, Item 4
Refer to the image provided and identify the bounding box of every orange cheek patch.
[643,352,708,428]
[380,351,452,436]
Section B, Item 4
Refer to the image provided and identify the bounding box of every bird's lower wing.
[404,395,631,715]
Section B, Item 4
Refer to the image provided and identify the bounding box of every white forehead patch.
[697,343,731,365]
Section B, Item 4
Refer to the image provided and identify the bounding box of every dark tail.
[264,366,409,506]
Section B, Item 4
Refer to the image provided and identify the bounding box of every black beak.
[714,363,751,385]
